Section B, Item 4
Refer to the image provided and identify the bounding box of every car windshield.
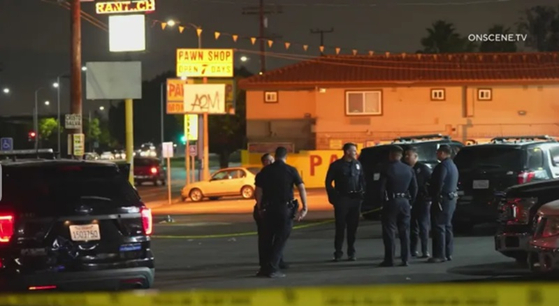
[454,146,524,170]
[246,167,261,175]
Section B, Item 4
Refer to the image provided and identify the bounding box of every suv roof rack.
[490,135,558,144]
[393,134,450,143]
[0,149,56,161]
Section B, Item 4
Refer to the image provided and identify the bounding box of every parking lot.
[150,212,538,290]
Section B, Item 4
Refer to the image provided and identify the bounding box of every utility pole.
[310,28,334,55]
[70,0,83,158]
[242,2,283,73]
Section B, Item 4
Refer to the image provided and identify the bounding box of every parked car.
[528,200,559,272]
[455,135,559,232]
[133,157,166,186]
[0,157,154,291]
[495,178,559,265]
[181,167,260,202]
[358,134,463,220]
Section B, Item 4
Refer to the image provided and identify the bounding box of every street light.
[53,82,59,88]
[2,88,9,94]
[44,101,50,106]
[167,19,176,27]
[240,56,248,62]
[81,66,87,71]
[99,106,105,111]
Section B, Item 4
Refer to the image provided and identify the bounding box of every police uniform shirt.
[412,162,432,199]
[255,160,303,204]
[325,159,365,194]
[380,160,418,202]
[429,158,459,198]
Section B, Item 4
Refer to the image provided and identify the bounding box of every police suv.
[358,134,463,220]
[0,149,155,291]
[453,136,559,234]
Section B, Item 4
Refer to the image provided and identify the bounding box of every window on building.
[264,91,278,103]
[431,89,445,101]
[478,89,492,101]
[345,91,382,115]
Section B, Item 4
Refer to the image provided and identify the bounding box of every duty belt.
[392,193,409,199]
[440,192,458,199]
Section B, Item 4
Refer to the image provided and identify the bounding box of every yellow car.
[181,167,260,202]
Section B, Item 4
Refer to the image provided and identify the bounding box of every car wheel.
[189,188,204,202]
[240,186,254,199]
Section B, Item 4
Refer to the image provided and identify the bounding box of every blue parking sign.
[0,138,13,151]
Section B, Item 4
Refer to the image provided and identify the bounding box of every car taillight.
[150,167,158,174]
[0,214,15,243]
[141,207,153,235]
[505,197,538,225]
[517,171,535,184]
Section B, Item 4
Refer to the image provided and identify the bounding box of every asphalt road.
[150,214,538,290]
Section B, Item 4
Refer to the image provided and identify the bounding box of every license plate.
[473,180,489,189]
[69,224,101,241]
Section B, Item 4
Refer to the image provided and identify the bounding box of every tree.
[38,118,59,144]
[517,6,559,51]
[420,20,477,53]
[479,25,518,52]
[84,118,102,141]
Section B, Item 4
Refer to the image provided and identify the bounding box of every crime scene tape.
[0,283,555,306]
[152,208,382,239]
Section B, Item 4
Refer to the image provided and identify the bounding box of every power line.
[242,1,283,73]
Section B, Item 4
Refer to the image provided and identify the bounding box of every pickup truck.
[494,178,559,264]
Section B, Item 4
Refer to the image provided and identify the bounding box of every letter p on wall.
[309,155,322,176]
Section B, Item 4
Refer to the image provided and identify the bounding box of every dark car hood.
[506,178,559,194]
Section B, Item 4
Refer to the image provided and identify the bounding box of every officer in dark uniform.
[379,145,418,267]
[255,146,308,278]
[428,145,459,263]
[404,147,432,258]
[325,142,365,261]
[253,153,288,276]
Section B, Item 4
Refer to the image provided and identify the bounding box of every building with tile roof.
[238,52,559,151]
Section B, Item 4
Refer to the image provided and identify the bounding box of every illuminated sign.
[96,0,155,14]
[176,49,234,78]
[166,78,236,114]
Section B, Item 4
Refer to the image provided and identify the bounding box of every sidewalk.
[146,196,333,215]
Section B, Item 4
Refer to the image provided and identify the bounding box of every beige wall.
[246,85,559,149]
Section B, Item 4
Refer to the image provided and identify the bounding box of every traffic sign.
[65,114,82,129]
[189,145,197,157]
[162,142,174,158]
[0,138,13,151]
[176,49,234,78]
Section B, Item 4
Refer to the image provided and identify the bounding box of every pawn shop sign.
[176,49,234,78]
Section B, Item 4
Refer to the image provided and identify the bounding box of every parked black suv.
[0,157,155,291]
[359,134,463,220]
[454,136,559,232]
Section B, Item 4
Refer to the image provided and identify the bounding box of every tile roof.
[238,52,559,89]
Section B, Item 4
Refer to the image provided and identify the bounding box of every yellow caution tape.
[0,283,555,305]
[152,208,382,239]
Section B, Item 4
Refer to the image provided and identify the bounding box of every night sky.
[0,0,556,116]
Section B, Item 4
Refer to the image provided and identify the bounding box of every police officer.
[255,146,308,278]
[325,143,365,261]
[428,145,459,263]
[403,147,432,258]
[253,153,288,276]
[379,145,418,267]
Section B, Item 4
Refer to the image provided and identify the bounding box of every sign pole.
[166,156,172,205]
[185,116,190,186]
[125,98,134,185]
[202,78,210,180]
[70,0,83,159]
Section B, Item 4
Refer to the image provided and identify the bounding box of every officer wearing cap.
[404,147,432,258]
[255,146,308,278]
[325,142,365,261]
[428,145,459,263]
[253,153,288,276]
[379,145,418,267]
